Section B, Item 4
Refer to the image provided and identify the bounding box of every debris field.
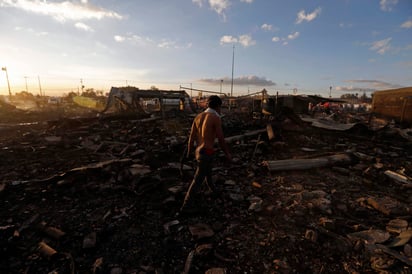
[0,105,411,274]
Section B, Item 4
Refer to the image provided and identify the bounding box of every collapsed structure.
[372,87,412,124]
[100,87,331,123]
[0,86,411,273]
[101,86,194,114]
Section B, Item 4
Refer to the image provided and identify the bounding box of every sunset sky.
[0,0,411,97]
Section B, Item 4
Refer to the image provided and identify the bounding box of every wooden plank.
[265,153,354,171]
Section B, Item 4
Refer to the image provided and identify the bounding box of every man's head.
[207,95,222,109]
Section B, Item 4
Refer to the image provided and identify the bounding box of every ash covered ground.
[1,104,411,274]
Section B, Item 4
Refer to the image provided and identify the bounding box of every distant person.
[180,95,232,214]
[323,101,331,114]
[308,102,313,115]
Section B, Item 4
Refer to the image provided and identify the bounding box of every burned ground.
[0,106,411,274]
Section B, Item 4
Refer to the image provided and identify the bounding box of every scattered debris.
[0,99,411,273]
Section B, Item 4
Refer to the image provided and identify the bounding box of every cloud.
[114,35,125,42]
[287,31,300,40]
[401,20,412,29]
[272,31,300,45]
[238,34,256,47]
[240,0,254,3]
[296,7,321,24]
[113,34,153,46]
[345,79,388,85]
[0,0,122,22]
[261,23,279,32]
[209,0,231,18]
[192,0,230,20]
[157,39,192,49]
[14,26,48,36]
[158,41,175,49]
[220,34,256,47]
[220,35,238,44]
[379,0,398,11]
[370,38,392,54]
[192,0,203,7]
[114,33,191,49]
[199,75,275,86]
[234,75,275,86]
[335,86,376,92]
[339,22,353,28]
[75,22,94,32]
[261,23,272,31]
[336,79,403,91]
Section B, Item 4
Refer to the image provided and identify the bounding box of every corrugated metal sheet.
[372,87,412,123]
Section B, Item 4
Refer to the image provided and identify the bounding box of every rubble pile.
[0,108,411,273]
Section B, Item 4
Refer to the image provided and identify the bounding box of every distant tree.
[95,90,104,96]
[66,91,78,99]
[15,91,34,98]
[81,88,97,98]
[360,92,368,102]
[150,86,159,91]
[340,93,358,99]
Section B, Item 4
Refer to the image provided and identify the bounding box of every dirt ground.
[0,104,411,274]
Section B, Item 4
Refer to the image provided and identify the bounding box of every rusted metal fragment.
[37,241,57,258]
[38,222,66,240]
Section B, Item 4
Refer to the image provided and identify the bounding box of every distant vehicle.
[48,97,61,104]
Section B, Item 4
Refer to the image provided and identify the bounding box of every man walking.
[180,95,232,213]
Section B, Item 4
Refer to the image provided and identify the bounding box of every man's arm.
[215,117,232,161]
[187,121,196,158]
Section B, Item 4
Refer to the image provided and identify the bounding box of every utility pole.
[220,79,223,94]
[329,86,332,98]
[38,76,43,96]
[1,67,12,97]
[230,45,235,97]
[80,78,84,94]
[24,76,29,93]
